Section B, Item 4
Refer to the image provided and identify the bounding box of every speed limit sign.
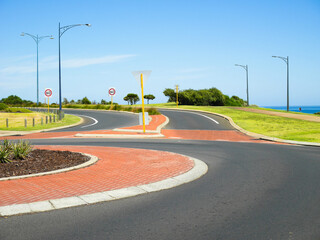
[44,88,53,98]
[108,87,116,96]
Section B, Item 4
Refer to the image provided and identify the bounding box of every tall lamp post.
[20,32,54,105]
[235,64,249,106]
[58,23,91,111]
[272,56,289,112]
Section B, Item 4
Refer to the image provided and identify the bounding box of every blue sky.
[0,0,319,106]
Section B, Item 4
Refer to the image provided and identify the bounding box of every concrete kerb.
[158,107,320,147]
[0,154,208,217]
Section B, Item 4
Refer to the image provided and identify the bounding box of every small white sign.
[108,87,116,96]
[139,112,149,126]
[44,88,52,98]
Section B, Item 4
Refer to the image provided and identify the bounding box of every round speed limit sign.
[44,88,53,98]
[108,87,116,96]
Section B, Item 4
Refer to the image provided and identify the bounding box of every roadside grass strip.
[0,113,81,131]
[151,103,320,143]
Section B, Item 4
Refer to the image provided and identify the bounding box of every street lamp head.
[20,32,25,36]
[50,35,54,39]
[272,56,277,58]
[85,24,91,27]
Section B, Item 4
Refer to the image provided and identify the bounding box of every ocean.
[263,106,320,114]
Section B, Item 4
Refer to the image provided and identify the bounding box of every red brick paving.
[118,114,167,131]
[0,145,194,206]
[161,129,265,142]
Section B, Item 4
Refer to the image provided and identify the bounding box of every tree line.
[163,88,246,106]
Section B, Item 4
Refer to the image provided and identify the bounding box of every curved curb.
[0,155,208,217]
[158,107,320,147]
[0,152,98,181]
[156,114,170,133]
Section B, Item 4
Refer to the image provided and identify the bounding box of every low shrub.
[6,107,32,113]
[146,108,161,115]
[315,112,320,115]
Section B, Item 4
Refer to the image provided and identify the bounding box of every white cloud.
[63,55,136,68]
[0,54,136,75]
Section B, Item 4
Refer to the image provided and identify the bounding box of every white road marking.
[74,115,99,128]
[175,110,219,124]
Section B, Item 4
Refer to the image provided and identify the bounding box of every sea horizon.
[262,106,320,114]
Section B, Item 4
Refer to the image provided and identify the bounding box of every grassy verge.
[150,103,320,143]
[0,113,81,131]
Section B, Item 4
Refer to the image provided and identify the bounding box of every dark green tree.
[0,95,23,105]
[81,97,91,104]
[100,99,107,105]
[123,93,140,105]
[144,94,155,104]
[63,98,69,105]
[163,88,176,102]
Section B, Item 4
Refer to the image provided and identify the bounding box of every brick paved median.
[0,146,194,206]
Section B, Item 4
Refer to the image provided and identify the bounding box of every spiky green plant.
[2,139,13,151]
[12,140,32,160]
[0,145,11,163]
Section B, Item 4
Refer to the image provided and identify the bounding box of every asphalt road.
[52,109,139,132]
[159,109,234,130]
[1,109,320,240]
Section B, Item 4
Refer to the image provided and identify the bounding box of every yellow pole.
[141,73,146,133]
[176,85,179,107]
[111,95,113,109]
[48,97,49,113]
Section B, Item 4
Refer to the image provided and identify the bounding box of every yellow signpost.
[44,88,52,114]
[132,71,151,134]
[108,87,116,109]
[140,73,146,133]
[176,85,179,107]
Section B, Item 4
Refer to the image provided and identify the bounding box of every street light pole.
[20,32,53,105]
[235,64,249,106]
[58,22,91,111]
[272,56,289,112]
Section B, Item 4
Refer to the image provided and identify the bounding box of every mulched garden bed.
[0,149,90,178]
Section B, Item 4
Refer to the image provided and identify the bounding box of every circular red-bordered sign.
[44,88,52,98]
[108,87,116,96]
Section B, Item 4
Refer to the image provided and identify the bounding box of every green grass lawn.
[0,113,81,131]
[150,103,320,143]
